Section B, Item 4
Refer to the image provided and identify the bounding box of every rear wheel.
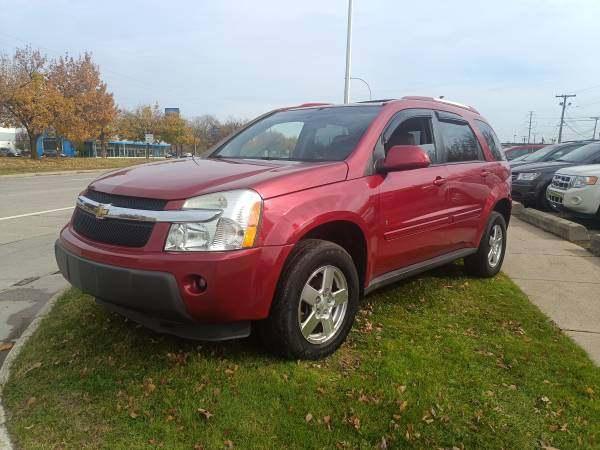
[257,239,359,359]
[464,212,507,277]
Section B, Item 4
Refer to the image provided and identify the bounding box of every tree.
[161,113,188,156]
[48,52,117,157]
[0,47,63,159]
[187,115,219,155]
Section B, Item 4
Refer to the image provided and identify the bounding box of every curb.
[591,233,600,256]
[0,288,67,450]
[0,169,110,179]
[511,202,590,243]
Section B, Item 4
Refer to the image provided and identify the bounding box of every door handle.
[433,176,446,186]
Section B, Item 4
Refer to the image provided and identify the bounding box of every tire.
[257,239,360,360]
[536,184,551,210]
[464,212,507,278]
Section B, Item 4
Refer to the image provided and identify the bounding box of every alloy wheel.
[297,265,349,344]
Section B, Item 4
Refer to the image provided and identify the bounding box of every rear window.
[475,120,505,161]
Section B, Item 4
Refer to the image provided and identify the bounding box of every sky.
[2,0,600,142]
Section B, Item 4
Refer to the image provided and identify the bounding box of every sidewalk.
[504,216,600,364]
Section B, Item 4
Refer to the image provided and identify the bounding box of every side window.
[238,122,303,159]
[438,120,484,163]
[475,120,506,161]
[385,116,437,162]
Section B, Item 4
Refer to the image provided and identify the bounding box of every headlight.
[516,172,541,181]
[165,189,262,251]
[572,175,598,188]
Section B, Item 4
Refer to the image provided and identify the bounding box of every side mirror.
[377,145,431,172]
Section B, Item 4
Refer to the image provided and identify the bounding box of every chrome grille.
[551,174,572,190]
[546,191,563,205]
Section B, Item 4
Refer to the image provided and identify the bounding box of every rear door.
[435,111,492,250]
[374,109,452,276]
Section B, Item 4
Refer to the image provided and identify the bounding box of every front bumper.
[56,226,294,340]
[546,186,600,215]
[510,181,539,204]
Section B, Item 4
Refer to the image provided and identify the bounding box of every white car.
[546,164,600,217]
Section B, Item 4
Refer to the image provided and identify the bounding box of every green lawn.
[0,157,156,176]
[3,266,599,449]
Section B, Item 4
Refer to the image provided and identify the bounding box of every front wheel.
[257,239,359,360]
[464,212,507,277]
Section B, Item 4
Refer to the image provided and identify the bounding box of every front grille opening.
[85,189,167,211]
[72,208,154,247]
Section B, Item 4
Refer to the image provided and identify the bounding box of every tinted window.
[439,121,483,162]
[556,142,600,163]
[212,106,381,161]
[475,120,505,161]
[386,116,437,161]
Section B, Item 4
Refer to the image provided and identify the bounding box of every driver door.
[374,109,451,277]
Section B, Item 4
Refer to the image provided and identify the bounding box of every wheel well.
[493,198,512,225]
[301,221,367,294]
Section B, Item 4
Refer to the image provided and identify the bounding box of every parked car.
[509,141,589,169]
[42,150,66,158]
[503,144,546,161]
[0,147,21,157]
[546,164,600,218]
[55,97,512,359]
[512,142,600,209]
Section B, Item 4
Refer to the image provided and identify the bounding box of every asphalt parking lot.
[0,172,103,364]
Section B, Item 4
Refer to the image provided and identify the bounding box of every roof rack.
[356,99,397,104]
[401,96,479,114]
[288,102,333,109]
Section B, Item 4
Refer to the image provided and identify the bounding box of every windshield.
[556,142,600,163]
[211,106,381,161]
[521,143,582,162]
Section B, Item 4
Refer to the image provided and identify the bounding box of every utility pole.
[527,111,534,144]
[343,0,353,104]
[591,116,599,140]
[556,94,576,143]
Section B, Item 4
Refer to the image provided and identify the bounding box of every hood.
[511,160,574,174]
[89,157,349,200]
[556,164,600,176]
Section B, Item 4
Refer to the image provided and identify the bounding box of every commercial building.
[0,127,17,149]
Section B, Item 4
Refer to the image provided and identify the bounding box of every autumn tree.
[48,53,117,157]
[161,113,188,156]
[0,47,62,159]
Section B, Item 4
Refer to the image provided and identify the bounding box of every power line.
[556,94,576,143]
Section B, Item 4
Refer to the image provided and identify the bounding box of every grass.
[3,266,599,449]
[0,157,157,175]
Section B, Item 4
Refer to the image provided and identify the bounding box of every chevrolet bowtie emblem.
[94,203,110,219]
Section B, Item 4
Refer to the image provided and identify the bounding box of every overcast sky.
[2,0,600,141]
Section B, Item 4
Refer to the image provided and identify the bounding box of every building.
[164,107,180,117]
[0,127,18,150]
[83,139,171,158]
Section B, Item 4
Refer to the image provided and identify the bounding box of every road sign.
[144,134,154,144]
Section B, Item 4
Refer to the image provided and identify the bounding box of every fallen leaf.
[379,436,388,449]
[0,342,14,352]
[197,408,213,420]
[193,444,204,450]
[25,397,36,407]
[305,413,313,423]
[323,415,332,430]
[129,411,138,419]
[347,415,360,430]
[23,362,42,374]
[224,439,233,448]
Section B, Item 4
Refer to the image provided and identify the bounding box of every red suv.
[55,97,511,359]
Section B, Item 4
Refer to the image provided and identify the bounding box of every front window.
[211,106,381,162]
[556,142,600,163]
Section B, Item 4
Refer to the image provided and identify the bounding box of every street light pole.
[350,77,371,100]
[343,0,353,104]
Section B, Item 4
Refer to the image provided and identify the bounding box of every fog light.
[182,274,207,295]
[572,196,582,205]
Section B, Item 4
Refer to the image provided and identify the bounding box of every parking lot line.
[0,207,74,222]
